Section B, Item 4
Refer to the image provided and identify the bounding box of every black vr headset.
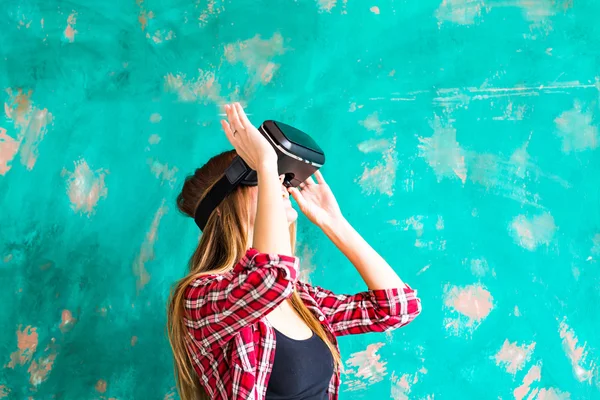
[194,120,325,231]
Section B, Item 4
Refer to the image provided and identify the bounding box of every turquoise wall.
[1,0,599,398]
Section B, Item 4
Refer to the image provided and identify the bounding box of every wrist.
[255,159,278,175]
[321,214,350,236]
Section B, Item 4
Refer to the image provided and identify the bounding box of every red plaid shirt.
[184,248,421,400]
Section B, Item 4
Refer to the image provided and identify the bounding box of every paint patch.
[164,70,223,104]
[63,11,77,42]
[224,33,287,87]
[349,102,363,112]
[436,216,444,230]
[3,89,53,172]
[494,339,536,374]
[297,245,317,283]
[554,101,598,153]
[514,363,542,400]
[414,238,446,251]
[514,306,521,317]
[96,379,107,393]
[558,320,597,383]
[199,0,225,26]
[509,212,556,251]
[148,134,161,145]
[418,115,467,184]
[344,343,388,391]
[138,10,154,31]
[358,138,391,153]
[517,0,566,23]
[147,29,175,44]
[537,388,571,400]
[0,386,9,398]
[370,6,380,14]
[470,258,493,278]
[443,284,493,335]
[493,100,528,121]
[403,216,424,237]
[467,137,564,208]
[360,112,386,134]
[389,216,446,249]
[150,113,162,123]
[62,158,108,216]
[416,265,430,275]
[6,325,38,368]
[59,310,76,333]
[317,0,338,12]
[148,159,178,186]
[390,368,428,400]
[132,199,167,291]
[164,389,177,400]
[28,352,57,386]
[435,0,485,25]
[0,127,19,175]
[261,62,278,85]
[357,137,398,196]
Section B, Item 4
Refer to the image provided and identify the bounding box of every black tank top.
[265,327,334,400]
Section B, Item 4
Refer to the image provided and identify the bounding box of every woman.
[167,103,422,400]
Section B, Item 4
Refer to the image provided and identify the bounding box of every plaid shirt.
[184,248,422,400]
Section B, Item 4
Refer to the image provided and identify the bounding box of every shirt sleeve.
[297,281,422,336]
[184,248,299,348]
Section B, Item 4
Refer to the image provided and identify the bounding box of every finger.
[234,102,253,130]
[304,176,316,186]
[288,187,306,209]
[224,103,232,120]
[314,170,326,184]
[229,103,244,133]
[224,105,235,132]
[221,119,236,146]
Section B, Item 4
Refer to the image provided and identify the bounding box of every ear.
[216,208,221,217]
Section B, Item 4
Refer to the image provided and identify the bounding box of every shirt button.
[318,315,325,322]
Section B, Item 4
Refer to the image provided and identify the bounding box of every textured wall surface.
[1,0,600,399]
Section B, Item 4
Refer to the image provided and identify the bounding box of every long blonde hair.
[167,150,341,400]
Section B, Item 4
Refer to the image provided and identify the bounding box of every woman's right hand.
[221,103,277,171]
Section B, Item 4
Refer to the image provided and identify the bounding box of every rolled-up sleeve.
[298,281,421,336]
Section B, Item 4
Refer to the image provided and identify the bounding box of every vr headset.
[194,120,325,231]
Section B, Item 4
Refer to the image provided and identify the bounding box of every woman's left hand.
[288,171,344,228]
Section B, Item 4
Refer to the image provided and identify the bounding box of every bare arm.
[223,103,291,256]
[322,217,406,290]
[253,163,292,255]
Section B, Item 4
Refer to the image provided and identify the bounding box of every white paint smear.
[509,212,556,251]
[435,0,485,25]
[555,101,598,153]
[418,115,467,184]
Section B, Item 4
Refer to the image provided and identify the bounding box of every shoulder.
[184,270,234,298]
[185,250,259,293]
